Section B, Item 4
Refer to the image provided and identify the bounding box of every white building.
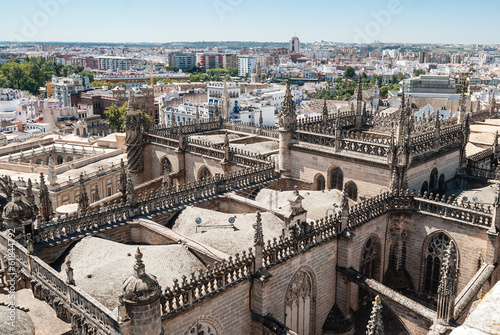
[51,74,91,107]
[238,56,257,77]
[98,56,137,71]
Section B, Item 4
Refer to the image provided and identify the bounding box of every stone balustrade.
[34,164,277,245]
[1,235,120,335]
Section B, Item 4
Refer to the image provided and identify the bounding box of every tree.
[413,69,426,77]
[344,66,356,79]
[105,103,127,132]
[80,71,94,82]
[165,66,180,72]
[228,67,238,77]
[380,86,389,97]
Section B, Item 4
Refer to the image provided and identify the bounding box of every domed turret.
[120,248,163,335]
[122,248,161,304]
[2,184,34,230]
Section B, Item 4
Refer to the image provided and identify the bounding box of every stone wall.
[289,148,391,197]
[161,281,253,335]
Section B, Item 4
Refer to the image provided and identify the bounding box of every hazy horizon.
[1,0,499,45]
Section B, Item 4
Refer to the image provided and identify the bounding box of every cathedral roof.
[60,236,206,310]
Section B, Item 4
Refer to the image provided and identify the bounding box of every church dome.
[122,248,161,304]
[2,185,33,222]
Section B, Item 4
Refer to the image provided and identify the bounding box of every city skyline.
[1,0,499,45]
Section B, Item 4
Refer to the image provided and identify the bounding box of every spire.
[221,80,231,119]
[118,159,127,202]
[39,173,52,222]
[357,75,363,102]
[223,131,230,162]
[322,97,328,118]
[77,173,89,214]
[195,105,200,123]
[26,178,35,207]
[491,90,496,106]
[126,175,135,206]
[458,87,467,124]
[436,242,458,324]
[279,80,297,131]
[341,183,349,211]
[366,296,384,335]
[134,247,146,277]
[170,109,176,127]
[253,211,264,247]
[259,109,263,128]
[66,259,75,285]
[128,89,138,111]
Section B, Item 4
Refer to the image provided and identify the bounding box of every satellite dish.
[462,196,468,202]
[472,196,478,202]
[195,217,202,224]
[228,217,235,224]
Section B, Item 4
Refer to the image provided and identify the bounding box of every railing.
[223,120,279,138]
[34,164,277,245]
[1,234,120,334]
[292,130,389,158]
[347,190,493,228]
[161,251,254,317]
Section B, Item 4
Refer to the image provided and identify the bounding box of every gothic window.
[189,322,218,335]
[36,159,42,165]
[198,166,212,181]
[162,158,172,175]
[423,232,456,296]
[57,155,64,164]
[329,167,343,191]
[345,181,358,201]
[314,174,326,191]
[421,181,429,195]
[429,168,438,191]
[67,156,73,162]
[359,236,381,305]
[285,270,313,335]
[438,174,446,194]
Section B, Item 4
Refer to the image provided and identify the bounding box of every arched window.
[36,159,42,165]
[57,155,64,164]
[359,236,381,305]
[429,168,438,191]
[162,157,172,175]
[438,174,446,194]
[189,322,218,335]
[423,232,456,296]
[314,174,325,191]
[329,167,343,190]
[421,181,429,195]
[285,270,314,335]
[345,181,358,201]
[198,166,212,181]
[67,156,73,162]
[76,128,80,136]
[46,157,50,165]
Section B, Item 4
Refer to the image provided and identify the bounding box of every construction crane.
[142,61,155,86]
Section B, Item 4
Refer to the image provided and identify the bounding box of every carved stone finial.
[366,295,384,335]
[66,259,75,285]
[279,80,297,131]
[253,211,264,247]
[77,173,89,214]
[341,183,349,211]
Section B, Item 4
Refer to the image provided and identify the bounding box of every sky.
[1,0,499,44]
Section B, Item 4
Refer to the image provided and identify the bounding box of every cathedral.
[0,79,499,335]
